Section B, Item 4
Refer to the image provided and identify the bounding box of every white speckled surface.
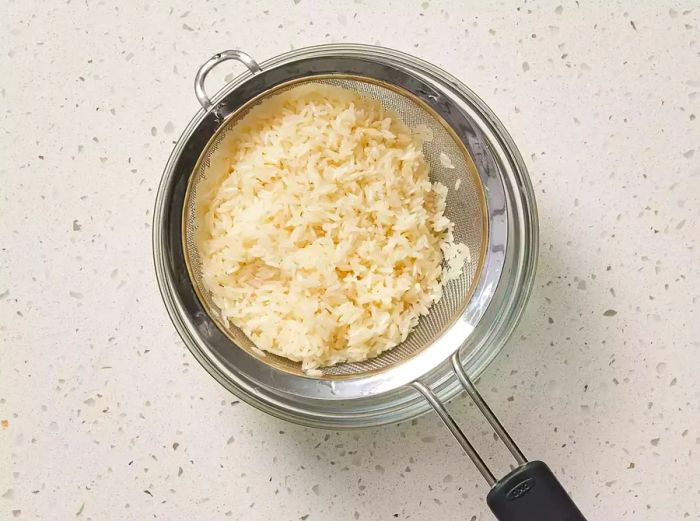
[2,1,699,519]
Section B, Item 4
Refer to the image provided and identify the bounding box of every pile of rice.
[198,84,469,370]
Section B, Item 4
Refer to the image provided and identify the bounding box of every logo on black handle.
[506,477,535,500]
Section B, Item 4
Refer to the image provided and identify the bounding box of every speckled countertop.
[2,1,699,519]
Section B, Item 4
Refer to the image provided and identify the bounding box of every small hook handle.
[194,49,262,111]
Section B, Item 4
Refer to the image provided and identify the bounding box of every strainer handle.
[487,461,587,521]
[414,353,586,520]
[194,50,262,111]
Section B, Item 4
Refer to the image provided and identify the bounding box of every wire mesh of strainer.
[183,76,487,378]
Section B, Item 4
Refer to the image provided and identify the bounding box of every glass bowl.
[152,44,538,428]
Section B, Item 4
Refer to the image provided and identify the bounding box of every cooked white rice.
[198,84,469,370]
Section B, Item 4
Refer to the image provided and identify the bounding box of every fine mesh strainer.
[184,76,486,379]
[154,46,586,520]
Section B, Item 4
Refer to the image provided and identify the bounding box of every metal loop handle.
[451,353,527,465]
[411,352,527,485]
[412,380,496,485]
[194,49,262,111]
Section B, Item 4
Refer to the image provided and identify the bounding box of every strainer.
[154,45,585,520]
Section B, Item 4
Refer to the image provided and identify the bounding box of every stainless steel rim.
[153,44,538,428]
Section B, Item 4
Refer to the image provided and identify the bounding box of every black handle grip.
[486,461,586,521]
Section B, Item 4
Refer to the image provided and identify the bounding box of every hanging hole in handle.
[194,49,262,111]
